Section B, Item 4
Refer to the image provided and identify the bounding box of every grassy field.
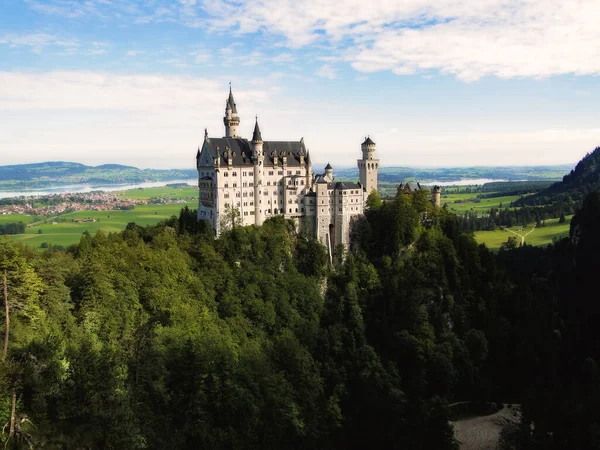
[5,185,198,249]
[474,216,572,250]
[442,193,526,214]
[116,185,197,200]
[0,213,37,224]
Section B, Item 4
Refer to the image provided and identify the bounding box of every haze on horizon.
[0,0,598,170]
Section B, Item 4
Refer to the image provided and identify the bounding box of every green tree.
[366,189,383,210]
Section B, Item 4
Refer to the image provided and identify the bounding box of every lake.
[0,180,197,199]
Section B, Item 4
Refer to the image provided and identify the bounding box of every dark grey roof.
[398,182,422,193]
[203,137,307,167]
[331,181,361,190]
[227,89,238,114]
[252,119,262,142]
[325,163,332,170]
[306,150,312,165]
[362,136,375,146]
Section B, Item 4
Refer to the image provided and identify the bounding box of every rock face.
[452,405,521,450]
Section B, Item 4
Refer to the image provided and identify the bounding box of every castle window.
[224,172,229,177]
[249,182,254,187]
[301,208,304,212]
[243,192,248,197]
[274,200,277,204]
[278,171,283,175]
[236,192,240,197]
[250,211,255,215]
[295,208,298,213]
[250,201,254,206]
[233,183,237,187]
[289,208,292,213]
[269,171,274,176]
[267,181,271,186]
[296,170,300,175]
[233,172,237,176]
[224,183,228,188]
[287,171,291,175]
[243,171,247,176]
[244,211,248,216]
[224,193,230,198]
[243,182,247,187]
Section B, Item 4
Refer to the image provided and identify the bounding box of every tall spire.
[227,84,237,114]
[252,115,262,142]
[223,85,240,137]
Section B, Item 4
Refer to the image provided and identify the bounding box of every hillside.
[515,147,600,206]
[334,164,571,183]
[0,161,197,190]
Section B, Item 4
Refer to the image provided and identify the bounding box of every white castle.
[196,88,379,252]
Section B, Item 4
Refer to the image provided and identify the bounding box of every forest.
[0,187,599,449]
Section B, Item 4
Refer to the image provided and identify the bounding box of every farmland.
[441,192,526,214]
[474,216,572,250]
[5,185,198,249]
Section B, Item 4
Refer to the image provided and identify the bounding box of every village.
[0,190,189,220]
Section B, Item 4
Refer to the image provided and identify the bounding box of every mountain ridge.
[0,161,197,190]
[515,146,600,206]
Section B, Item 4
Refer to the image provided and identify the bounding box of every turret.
[305,150,313,187]
[223,86,240,138]
[358,135,379,195]
[251,117,264,226]
[325,162,333,181]
[432,185,441,208]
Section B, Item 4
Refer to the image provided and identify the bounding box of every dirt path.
[452,405,521,450]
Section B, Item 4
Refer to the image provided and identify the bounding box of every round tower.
[223,86,240,138]
[432,185,441,208]
[358,136,379,195]
[251,117,264,225]
[325,162,333,180]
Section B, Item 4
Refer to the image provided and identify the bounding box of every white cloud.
[0,71,273,168]
[317,64,336,79]
[272,53,294,63]
[196,0,600,81]
[0,33,79,51]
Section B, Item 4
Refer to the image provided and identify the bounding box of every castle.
[196,88,379,252]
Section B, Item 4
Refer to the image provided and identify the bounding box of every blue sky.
[0,0,598,169]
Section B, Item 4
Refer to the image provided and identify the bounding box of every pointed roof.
[306,150,312,165]
[362,136,375,146]
[325,163,332,170]
[227,87,238,114]
[252,117,262,142]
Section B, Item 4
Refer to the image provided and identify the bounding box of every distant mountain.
[333,164,572,183]
[0,161,197,190]
[515,147,600,206]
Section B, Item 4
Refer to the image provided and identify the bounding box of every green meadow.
[474,216,572,250]
[442,192,526,213]
[0,213,36,224]
[116,184,197,200]
[5,186,198,249]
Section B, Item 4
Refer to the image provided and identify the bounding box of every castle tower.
[432,185,441,208]
[358,136,379,195]
[251,117,264,225]
[223,87,240,138]
[325,163,333,181]
[305,150,313,187]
